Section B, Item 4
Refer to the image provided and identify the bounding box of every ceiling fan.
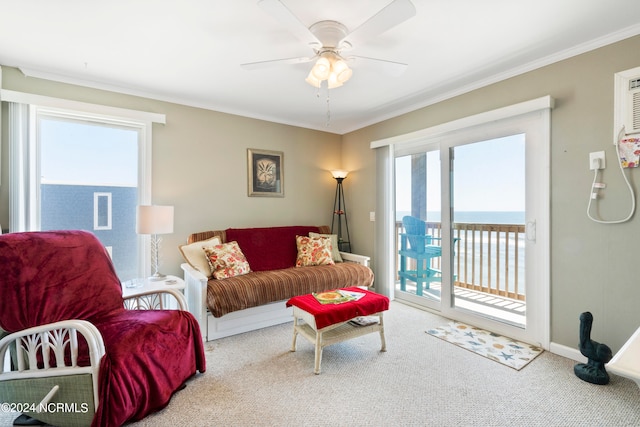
[241,0,416,89]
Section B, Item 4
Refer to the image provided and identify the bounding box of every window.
[94,192,112,230]
[5,90,165,280]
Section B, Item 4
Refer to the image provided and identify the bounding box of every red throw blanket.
[0,231,206,426]
[226,225,321,271]
[286,287,390,329]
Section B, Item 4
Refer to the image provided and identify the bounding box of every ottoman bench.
[286,287,390,374]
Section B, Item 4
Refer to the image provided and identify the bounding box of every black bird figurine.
[574,311,613,385]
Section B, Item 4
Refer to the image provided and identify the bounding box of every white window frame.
[3,89,165,277]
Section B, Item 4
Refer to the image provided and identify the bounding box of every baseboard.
[549,342,586,363]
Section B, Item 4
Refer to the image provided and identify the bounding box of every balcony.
[395,220,526,326]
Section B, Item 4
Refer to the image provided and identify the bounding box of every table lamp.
[136,205,174,281]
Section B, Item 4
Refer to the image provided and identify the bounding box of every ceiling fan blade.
[258,0,321,47]
[347,56,408,77]
[241,56,315,71]
[341,0,416,47]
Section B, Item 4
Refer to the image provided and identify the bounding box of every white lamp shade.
[305,71,322,88]
[312,56,331,80]
[333,59,352,83]
[327,73,343,89]
[136,205,174,235]
[331,170,349,179]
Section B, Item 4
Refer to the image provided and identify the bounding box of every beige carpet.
[2,301,639,426]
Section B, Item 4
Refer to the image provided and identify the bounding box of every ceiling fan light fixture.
[311,56,331,80]
[305,51,352,89]
[333,59,352,83]
[327,73,343,89]
[305,71,322,88]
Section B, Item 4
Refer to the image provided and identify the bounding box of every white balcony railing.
[395,221,526,301]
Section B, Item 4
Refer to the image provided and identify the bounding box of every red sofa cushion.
[225,225,321,272]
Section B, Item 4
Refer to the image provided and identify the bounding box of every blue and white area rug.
[426,321,544,370]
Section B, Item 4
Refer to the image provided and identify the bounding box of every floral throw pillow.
[309,232,343,263]
[203,241,251,279]
[295,235,335,267]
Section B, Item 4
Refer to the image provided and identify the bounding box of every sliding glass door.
[450,135,526,328]
[395,149,442,311]
[387,100,550,346]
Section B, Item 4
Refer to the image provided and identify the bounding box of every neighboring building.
[41,183,138,280]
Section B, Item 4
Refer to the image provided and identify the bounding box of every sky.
[39,116,524,209]
[395,134,525,213]
[40,117,138,186]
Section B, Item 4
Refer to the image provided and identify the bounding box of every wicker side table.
[287,288,389,374]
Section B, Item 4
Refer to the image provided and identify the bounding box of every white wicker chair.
[0,290,187,426]
[0,230,204,427]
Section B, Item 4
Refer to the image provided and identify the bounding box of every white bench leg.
[291,317,299,352]
[314,331,323,374]
[379,313,387,352]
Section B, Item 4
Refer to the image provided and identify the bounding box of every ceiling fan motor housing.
[309,20,351,51]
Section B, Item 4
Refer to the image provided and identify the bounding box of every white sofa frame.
[182,252,371,341]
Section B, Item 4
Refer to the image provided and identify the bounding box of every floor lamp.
[136,205,174,281]
[330,170,351,253]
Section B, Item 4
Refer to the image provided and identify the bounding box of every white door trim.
[372,96,553,349]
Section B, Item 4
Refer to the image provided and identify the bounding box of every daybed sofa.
[180,225,374,341]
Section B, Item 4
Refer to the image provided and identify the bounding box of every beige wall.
[2,35,640,353]
[343,35,640,352]
[0,66,342,278]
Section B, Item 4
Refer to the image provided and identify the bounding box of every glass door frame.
[375,96,552,348]
[394,148,443,313]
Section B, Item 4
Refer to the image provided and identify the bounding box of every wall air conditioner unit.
[626,77,640,134]
[614,66,640,141]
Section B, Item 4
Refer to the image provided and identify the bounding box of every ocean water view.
[396,211,525,224]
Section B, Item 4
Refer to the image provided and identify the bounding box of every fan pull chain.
[313,82,331,127]
[325,86,331,127]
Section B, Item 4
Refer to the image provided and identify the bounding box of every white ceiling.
[1,0,640,134]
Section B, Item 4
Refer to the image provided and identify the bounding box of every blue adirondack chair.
[398,216,451,296]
